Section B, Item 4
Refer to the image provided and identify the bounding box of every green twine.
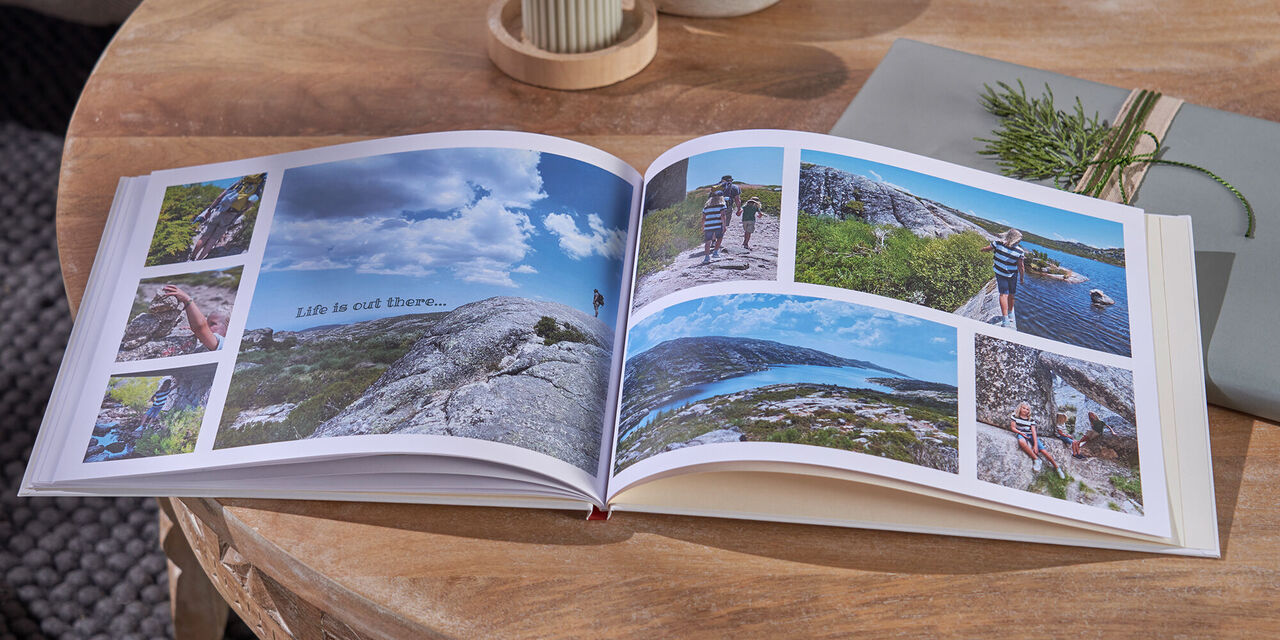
[978,82,1256,238]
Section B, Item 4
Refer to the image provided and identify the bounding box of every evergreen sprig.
[977,80,1256,238]
[975,80,1111,190]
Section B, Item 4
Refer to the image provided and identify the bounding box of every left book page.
[24,131,642,505]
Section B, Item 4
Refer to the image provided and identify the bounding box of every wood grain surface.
[56,0,1280,637]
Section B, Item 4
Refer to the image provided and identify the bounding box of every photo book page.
[607,131,1169,538]
[27,131,643,504]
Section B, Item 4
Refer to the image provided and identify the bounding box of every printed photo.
[616,294,959,474]
[632,147,784,311]
[84,364,216,462]
[795,150,1131,356]
[213,147,634,474]
[145,173,265,266]
[974,334,1141,513]
[116,266,243,361]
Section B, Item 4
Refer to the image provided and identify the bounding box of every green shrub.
[134,407,204,457]
[107,377,164,413]
[534,316,592,346]
[1110,473,1142,500]
[795,214,991,311]
[1030,467,1071,499]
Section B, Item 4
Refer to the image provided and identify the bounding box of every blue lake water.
[1013,242,1130,356]
[621,364,904,442]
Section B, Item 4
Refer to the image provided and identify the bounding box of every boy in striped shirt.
[137,377,174,433]
[701,190,727,264]
[980,228,1026,328]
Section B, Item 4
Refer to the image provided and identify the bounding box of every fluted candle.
[522,0,623,53]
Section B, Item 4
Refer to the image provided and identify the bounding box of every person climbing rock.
[161,285,227,352]
[136,378,174,433]
[1072,411,1113,457]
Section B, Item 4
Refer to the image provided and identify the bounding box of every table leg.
[158,497,231,640]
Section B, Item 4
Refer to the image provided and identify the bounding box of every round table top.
[58,1,1280,637]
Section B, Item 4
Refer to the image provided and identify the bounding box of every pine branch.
[975,80,1112,189]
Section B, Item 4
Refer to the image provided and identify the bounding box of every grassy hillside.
[795,213,991,312]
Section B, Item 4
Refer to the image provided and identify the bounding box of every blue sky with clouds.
[247,148,633,331]
[627,294,958,385]
[684,147,784,191]
[803,150,1125,249]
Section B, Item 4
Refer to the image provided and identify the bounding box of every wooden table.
[58,1,1280,637]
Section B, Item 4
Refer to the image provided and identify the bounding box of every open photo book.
[22,129,1218,556]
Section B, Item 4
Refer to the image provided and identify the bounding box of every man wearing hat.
[716,175,742,255]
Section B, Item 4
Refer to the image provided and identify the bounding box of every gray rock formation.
[644,158,689,214]
[120,293,184,350]
[1090,289,1115,305]
[241,327,273,349]
[953,277,1002,320]
[974,335,1137,467]
[663,426,745,451]
[799,163,996,239]
[309,297,612,473]
[976,423,1143,514]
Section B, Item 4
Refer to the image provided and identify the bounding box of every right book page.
[607,130,1176,541]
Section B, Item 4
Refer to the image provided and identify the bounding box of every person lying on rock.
[137,377,174,433]
[161,285,228,352]
[702,190,728,264]
[1071,411,1114,458]
[1009,402,1065,479]
[980,228,1026,329]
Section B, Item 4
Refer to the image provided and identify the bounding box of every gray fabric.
[0,123,172,639]
[830,39,1280,421]
[0,7,253,638]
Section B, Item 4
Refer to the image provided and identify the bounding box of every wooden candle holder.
[487,0,658,90]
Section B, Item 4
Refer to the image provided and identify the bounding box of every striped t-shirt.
[151,387,172,410]
[991,241,1025,278]
[1010,412,1035,437]
[703,204,726,231]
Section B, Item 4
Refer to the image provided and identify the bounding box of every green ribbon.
[1078,89,1256,238]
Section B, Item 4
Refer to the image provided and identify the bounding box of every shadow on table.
[592,0,932,105]
[208,404,1253,577]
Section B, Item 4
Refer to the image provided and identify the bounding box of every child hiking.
[701,190,728,264]
[1009,402,1065,479]
[137,378,174,433]
[980,228,1026,329]
[739,196,762,250]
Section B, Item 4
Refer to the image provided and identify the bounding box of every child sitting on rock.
[1009,402,1065,479]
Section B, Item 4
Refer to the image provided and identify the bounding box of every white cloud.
[264,194,535,286]
[265,148,546,282]
[543,212,626,260]
[930,336,948,343]
[512,264,538,274]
